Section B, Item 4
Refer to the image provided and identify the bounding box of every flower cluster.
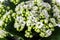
[0,0,60,39]
[14,0,56,38]
[0,1,12,38]
[0,10,13,38]
[52,0,60,27]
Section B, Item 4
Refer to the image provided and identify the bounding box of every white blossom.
[53,12,59,17]
[30,10,36,14]
[30,10,38,17]
[45,29,52,37]
[14,22,20,28]
[16,16,25,27]
[16,16,24,22]
[36,22,44,28]
[23,5,28,9]
[32,6,38,11]
[16,11,22,15]
[26,19,36,26]
[42,9,49,18]
[42,2,51,9]
[20,21,25,27]
[26,1,34,8]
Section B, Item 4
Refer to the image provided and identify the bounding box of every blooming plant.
[0,0,60,40]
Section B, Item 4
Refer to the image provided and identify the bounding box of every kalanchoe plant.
[0,0,60,40]
[14,0,55,38]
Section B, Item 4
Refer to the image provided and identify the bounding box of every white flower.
[53,12,59,17]
[15,5,20,11]
[45,29,52,37]
[26,19,35,26]
[26,1,34,8]
[50,18,56,24]
[52,5,59,12]
[23,5,28,8]
[32,6,38,11]
[20,21,25,26]
[30,10,36,14]
[42,2,51,9]
[14,22,20,28]
[16,16,25,27]
[16,11,22,15]
[30,10,38,17]
[36,22,44,28]
[14,21,25,30]
[42,9,49,18]
[16,16,24,22]
[0,20,4,26]
[31,17,37,22]
[28,15,37,23]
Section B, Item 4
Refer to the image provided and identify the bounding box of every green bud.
[39,32,45,37]
[49,23,54,28]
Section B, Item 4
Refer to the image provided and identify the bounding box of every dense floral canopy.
[0,0,60,39]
